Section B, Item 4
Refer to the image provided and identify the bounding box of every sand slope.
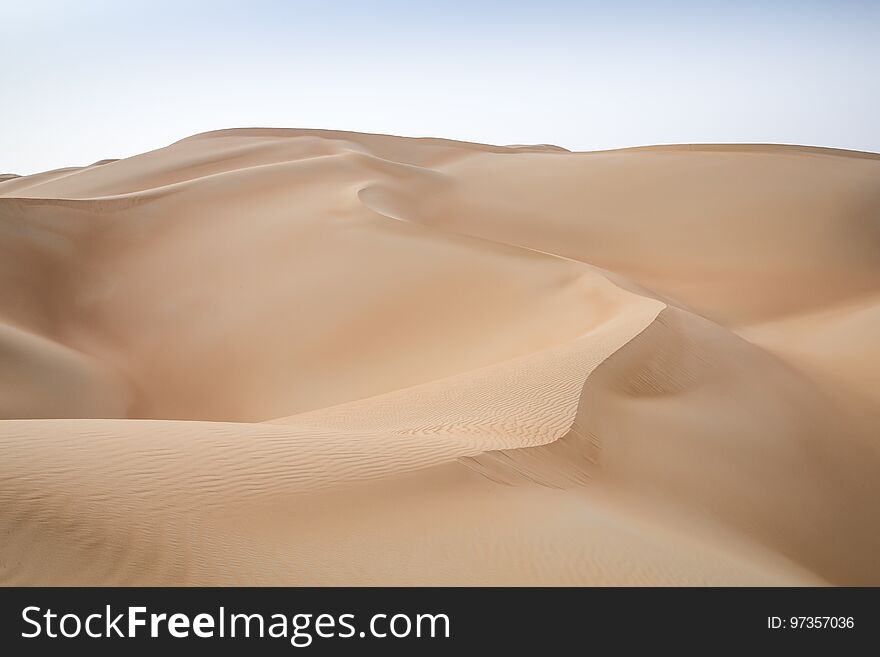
[1,129,878,585]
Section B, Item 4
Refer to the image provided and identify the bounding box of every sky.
[2,0,879,174]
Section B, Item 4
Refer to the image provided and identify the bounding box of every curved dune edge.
[1,302,844,586]
[2,306,818,586]
[1,129,879,585]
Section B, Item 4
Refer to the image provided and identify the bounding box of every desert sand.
[1,129,878,585]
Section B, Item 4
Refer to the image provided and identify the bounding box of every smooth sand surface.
[1,129,878,585]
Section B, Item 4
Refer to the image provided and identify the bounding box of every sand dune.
[1,129,878,585]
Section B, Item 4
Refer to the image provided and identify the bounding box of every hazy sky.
[2,0,879,174]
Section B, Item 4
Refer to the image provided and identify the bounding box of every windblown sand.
[1,130,878,585]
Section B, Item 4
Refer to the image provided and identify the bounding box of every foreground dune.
[1,129,878,585]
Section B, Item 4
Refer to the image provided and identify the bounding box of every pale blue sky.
[2,0,879,173]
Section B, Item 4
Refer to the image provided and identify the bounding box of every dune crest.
[1,129,878,585]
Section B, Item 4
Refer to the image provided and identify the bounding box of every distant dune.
[1,129,878,585]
